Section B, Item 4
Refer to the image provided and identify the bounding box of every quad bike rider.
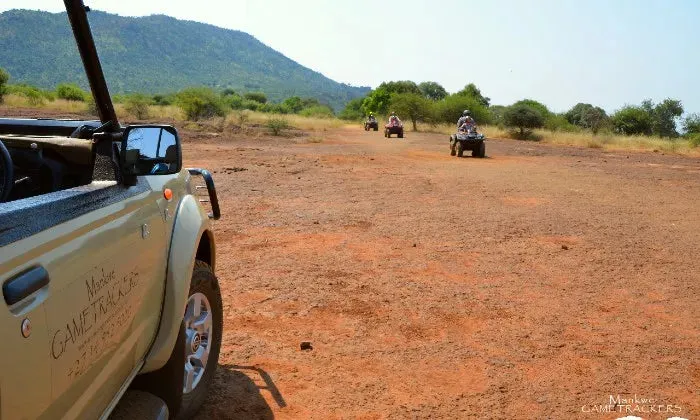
[364,113,379,131]
[456,109,475,129]
[384,111,404,138]
[450,110,486,158]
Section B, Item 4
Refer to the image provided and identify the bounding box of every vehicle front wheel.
[475,142,486,158]
[456,142,464,157]
[177,261,223,419]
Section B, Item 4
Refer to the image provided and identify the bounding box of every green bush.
[0,68,9,103]
[611,105,653,135]
[56,83,88,101]
[175,87,227,120]
[243,92,267,104]
[503,104,545,139]
[300,105,334,118]
[339,97,365,121]
[266,118,290,136]
[124,94,152,119]
[7,84,53,106]
[688,133,700,148]
[240,99,262,111]
[489,105,508,127]
[222,92,244,110]
[545,113,579,132]
[152,94,175,106]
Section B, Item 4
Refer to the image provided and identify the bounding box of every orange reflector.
[164,188,173,201]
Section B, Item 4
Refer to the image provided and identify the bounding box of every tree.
[338,97,364,121]
[282,96,304,113]
[503,104,545,138]
[418,81,447,101]
[175,87,227,120]
[390,93,431,131]
[581,106,608,134]
[243,92,267,104]
[611,105,653,135]
[651,98,683,138]
[683,113,700,134]
[565,103,609,134]
[0,67,9,103]
[361,87,391,115]
[489,105,508,126]
[377,80,421,95]
[124,94,152,119]
[433,94,491,125]
[456,83,490,107]
[56,83,88,101]
[513,99,550,118]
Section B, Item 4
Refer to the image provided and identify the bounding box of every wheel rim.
[183,292,213,394]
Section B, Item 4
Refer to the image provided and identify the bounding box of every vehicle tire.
[374,126,378,131]
[456,142,464,157]
[476,142,486,158]
[176,260,224,420]
[450,142,456,156]
[398,130,404,138]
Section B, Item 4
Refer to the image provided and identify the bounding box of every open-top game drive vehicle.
[364,117,378,131]
[384,120,404,138]
[0,1,223,419]
[450,126,486,158]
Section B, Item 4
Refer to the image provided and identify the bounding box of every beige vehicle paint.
[0,169,215,419]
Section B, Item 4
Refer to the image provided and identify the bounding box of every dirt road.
[185,126,699,419]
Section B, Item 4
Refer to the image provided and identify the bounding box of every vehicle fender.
[141,194,213,372]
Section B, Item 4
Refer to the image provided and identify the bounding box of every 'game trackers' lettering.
[51,271,138,360]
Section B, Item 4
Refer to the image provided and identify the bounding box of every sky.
[2,0,699,114]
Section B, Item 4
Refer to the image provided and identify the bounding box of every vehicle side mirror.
[120,125,182,177]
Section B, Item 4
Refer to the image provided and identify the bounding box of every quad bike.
[450,125,486,158]
[384,119,404,138]
[364,118,379,131]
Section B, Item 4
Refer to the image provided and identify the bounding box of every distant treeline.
[1,67,698,145]
[338,80,700,143]
[0,67,335,121]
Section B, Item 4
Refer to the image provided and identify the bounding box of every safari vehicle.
[0,1,223,419]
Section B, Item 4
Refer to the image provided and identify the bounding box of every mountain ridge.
[0,9,369,110]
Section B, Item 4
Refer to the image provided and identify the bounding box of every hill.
[0,9,369,110]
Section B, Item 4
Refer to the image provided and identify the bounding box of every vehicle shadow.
[193,364,285,419]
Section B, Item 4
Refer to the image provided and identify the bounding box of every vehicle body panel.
[0,178,169,418]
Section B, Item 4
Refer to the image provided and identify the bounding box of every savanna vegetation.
[0,62,698,150]
[337,79,699,153]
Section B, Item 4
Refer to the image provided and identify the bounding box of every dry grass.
[538,130,699,155]
[233,111,344,131]
[1,94,89,113]
[423,122,699,156]
[2,97,696,156]
[114,103,184,121]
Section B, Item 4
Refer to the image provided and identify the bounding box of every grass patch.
[266,117,290,136]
